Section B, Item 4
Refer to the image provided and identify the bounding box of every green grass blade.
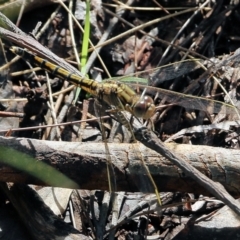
[0,146,78,188]
[74,0,90,104]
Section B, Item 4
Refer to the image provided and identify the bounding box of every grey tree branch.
[0,136,240,198]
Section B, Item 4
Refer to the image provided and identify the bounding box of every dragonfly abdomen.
[10,46,99,95]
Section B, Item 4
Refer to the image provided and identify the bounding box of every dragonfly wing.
[129,84,239,116]
[158,88,239,115]
[150,60,203,84]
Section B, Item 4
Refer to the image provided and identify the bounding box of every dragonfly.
[10,46,156,121]
[10,47,239,119]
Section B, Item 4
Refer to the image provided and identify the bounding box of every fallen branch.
[0,136,240,197]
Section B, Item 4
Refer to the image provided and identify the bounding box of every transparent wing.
[113,59,204,84]
[150,59,203,83]
[127,82,239,116]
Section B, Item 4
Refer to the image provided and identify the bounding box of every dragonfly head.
[132,95,155,119]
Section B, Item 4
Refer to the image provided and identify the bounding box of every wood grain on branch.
[0,136,239,197]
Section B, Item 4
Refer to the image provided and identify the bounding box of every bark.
[0,136,240,197]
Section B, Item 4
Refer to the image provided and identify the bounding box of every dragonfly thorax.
[132,95,155,119]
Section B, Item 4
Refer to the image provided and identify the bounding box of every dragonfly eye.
[132,96,155,119]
